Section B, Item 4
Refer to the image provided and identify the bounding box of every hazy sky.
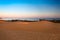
[0,0,60,18]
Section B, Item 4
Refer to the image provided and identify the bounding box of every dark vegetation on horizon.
[4,19,60,23]
[48,20,60,23]
[5,20,37,22]
[0,18,60,23]
[39,19,60,23]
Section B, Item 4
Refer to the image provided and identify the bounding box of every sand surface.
[0,21,60,40]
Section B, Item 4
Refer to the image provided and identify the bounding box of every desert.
[0,20,60,40]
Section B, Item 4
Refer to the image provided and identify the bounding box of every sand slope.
[0,21,60,40]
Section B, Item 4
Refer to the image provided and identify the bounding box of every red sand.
[0,21,60,40]
[0,20,4,22]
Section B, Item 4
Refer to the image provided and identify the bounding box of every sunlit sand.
[0,20,4,22]
[0,21,60,40]
[17,22,29,24]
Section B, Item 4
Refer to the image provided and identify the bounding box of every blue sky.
[0,0,60,18]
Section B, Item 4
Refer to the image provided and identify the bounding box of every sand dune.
[0,21,60,40]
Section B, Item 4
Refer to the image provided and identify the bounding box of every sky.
[0,0,60,18]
